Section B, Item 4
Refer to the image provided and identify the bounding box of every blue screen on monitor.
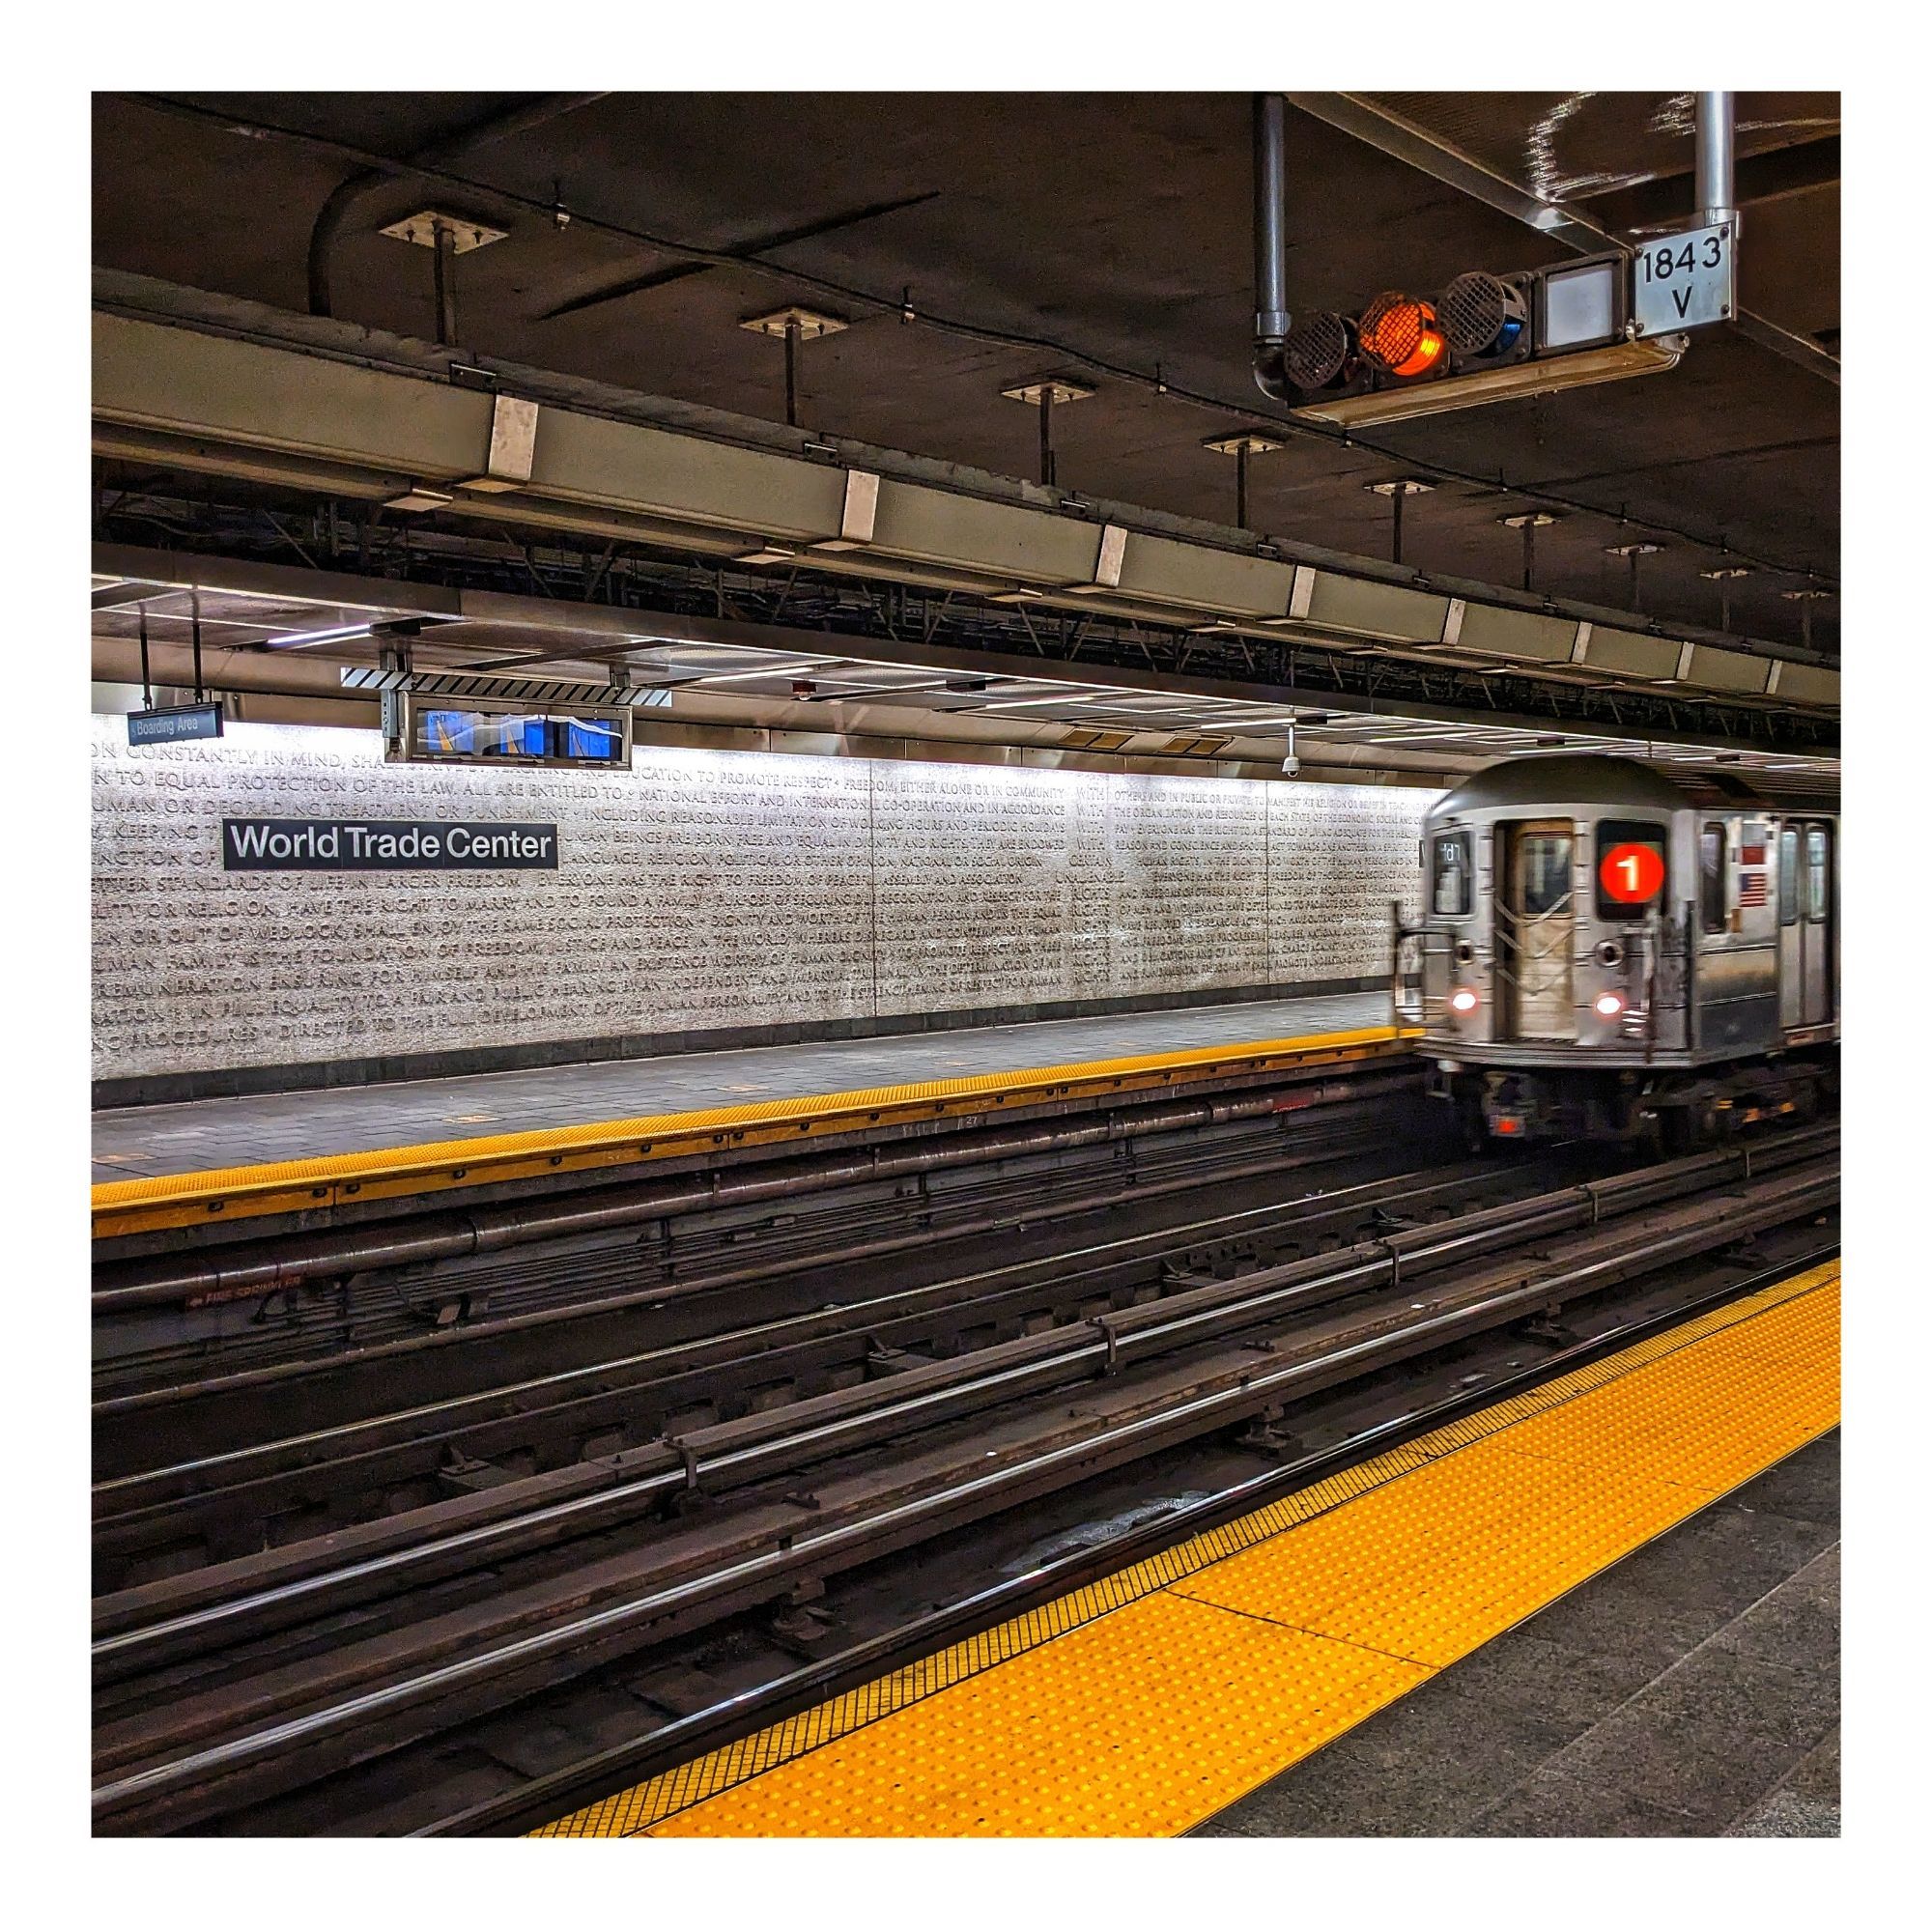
[567,718,621,761]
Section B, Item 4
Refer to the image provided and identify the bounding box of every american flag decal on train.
[1739,870,1769,907]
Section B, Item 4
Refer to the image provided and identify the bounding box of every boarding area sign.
[221,819,559,870]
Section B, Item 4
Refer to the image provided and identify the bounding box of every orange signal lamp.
[1359,293,1448,380]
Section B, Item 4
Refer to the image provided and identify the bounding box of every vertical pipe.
[189,589,205,703]
[1038,388,1055,488]
[1695,91,1736,226]
[784,321,800,429]
[1391,487,1405,567]
[1521,520,1536,593]
[137,606,153,710]
[1253,95,1290,345]
[1236,444,1250,530]
[432,222,459,346]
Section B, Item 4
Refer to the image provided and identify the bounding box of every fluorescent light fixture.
[978,692,1110,711]
[382,486,455,513]
[681,657,840,686]
[1292,336,1686,430]
[263,621,376,653]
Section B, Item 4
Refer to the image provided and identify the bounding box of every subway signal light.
[1283,310,1360,394]
[1438,271,1530,366]
[1358,293,1447,380]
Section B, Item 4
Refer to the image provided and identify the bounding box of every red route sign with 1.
[1600,841,1665,905]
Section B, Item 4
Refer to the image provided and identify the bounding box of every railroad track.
[91,1122,1834,1834]
[93,1149,1553,1584]
[93,1063,1423,1395]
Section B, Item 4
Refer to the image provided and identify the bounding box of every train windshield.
[1431,832,1472,916]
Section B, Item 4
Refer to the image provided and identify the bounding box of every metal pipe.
[431,222,458,347]
[1251,94,1295,402]
[1695,91,1737,227]
[1253,94,1290,345]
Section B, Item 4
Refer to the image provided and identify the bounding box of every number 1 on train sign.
[1600,841,1665,905]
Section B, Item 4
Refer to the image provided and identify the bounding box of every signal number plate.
[1632,223,1734,336]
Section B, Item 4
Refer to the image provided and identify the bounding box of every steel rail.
[424,1236,1839,1837]
[90,1159,1834,1831]
[93,1139,1831,1714]
[94,1146,1499,1525]
[96,1132,1829,1668]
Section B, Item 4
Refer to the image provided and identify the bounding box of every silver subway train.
[1404,754,1838,1146]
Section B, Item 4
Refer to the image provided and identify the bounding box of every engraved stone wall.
[91,719,1432,1079]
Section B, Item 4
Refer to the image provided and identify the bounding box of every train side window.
[1778,827,1800,926]
[1431,832,1471,917]
[1805,826,1831,922]
[1594,819,1668,922]
[1699,823,1728,934]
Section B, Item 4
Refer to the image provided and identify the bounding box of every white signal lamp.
[1450,987,1479,1015]
[1593,991,1628,1019]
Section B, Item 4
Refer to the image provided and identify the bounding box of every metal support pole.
[189,589,205,702]
[1502,511,1557,594]
[1038,387,1055,488]
[1695,91,1737,227]
[432,221,459,347]
[1391,486,1405,567]
[784,320,800,429]
[1606,541,1662,614]
[137,606,153,710]
[1236,444,1250,531]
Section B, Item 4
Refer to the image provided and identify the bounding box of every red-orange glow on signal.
[1360,296,1446,379]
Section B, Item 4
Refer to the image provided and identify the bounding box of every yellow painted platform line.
[91,1024,1418,1238]
[534,1260,1839,1839]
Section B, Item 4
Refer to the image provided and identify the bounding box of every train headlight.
[1450,987,1479,1014]
[1593,991,1627,1018]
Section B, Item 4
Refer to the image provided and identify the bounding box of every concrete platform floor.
[91,988,1389,1182]
[1194,1430,1841,1838]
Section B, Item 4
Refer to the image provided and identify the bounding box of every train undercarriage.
[1429,1046,1840,1151]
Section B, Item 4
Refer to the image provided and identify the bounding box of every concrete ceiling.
[92,91,1839,657]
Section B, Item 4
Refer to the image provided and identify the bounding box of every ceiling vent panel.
[1114,536,1295,619]
[1584,626,1683,680]
[1683,644,1773,695]
[1302,572,1450,643]
[1772,662,1839,706]
[868,484,1100,586]
[1454,603,1580,664]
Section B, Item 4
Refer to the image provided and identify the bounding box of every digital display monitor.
[566,717,622,761]
[497,715,551,757]
[400,699,629,768]
[420,708,476,754]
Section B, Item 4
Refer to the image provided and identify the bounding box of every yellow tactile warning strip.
[534,1259,1839,1838]
[90,1024,1417,1238]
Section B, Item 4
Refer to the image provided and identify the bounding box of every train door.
[1777,820,1834,1030]
[1777,824,1803,1026]
[1498,818,1575,1040]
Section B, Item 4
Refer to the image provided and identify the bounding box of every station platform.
[532,1259,1840,1839]
[91,989,1407,1238]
